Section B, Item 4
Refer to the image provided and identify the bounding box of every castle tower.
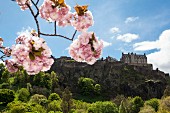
[120,52,147,66]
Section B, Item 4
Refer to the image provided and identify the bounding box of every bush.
[0,83,10,89]
[159,96,170,112]
[48,100,62,112]
[139,105,156,113]
[78,77,101,96]
[112,95,126,106]
[48,93,61,101]
[18,88,30,102]
[0,89,15,104]
[88,101,118,113]
[118,97,133,113]
[7,101,27,113]
[145,98,159,112]
[29,94,47,105]
[131,96,144,113]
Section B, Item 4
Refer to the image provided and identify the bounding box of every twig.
[54,21,57,34]
[30,0,39,17]
[27,3,40,37]
[35,0,39,5]
[71,30,77,40]
[40,32,73,41]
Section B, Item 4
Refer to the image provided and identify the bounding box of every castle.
[120,52,147,66]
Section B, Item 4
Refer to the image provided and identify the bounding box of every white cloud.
[102,40,112,48]
[125,16,139,24]
[110,27,120,34]
[133,29,170,73]
[116,33,139,42]
[133,41,160,51]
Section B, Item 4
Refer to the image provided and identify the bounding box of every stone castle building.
[120,52,147,66]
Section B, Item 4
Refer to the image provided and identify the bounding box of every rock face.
[50,57,168,100]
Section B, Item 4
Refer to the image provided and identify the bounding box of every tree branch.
[35,0,39,5]
[27,3,40,37]
[30,0,39,17]
[71,30,77,40]
[40,32,73,41]
[54,21,57,34]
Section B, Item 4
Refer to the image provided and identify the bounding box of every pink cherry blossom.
[39,0,73,27]
[69,32,103,65]
[0,39,3,47]
[5,59,18,73]
[3,47,12,57]
[16,0,31,10]
[9,30,54,75]
[72,11,94,32]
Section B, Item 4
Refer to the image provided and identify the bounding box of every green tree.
[61,87,74,113]
[88,101,118,113]
[18,88,30,102]
[48,93,61,101]
[131,96,144,113]
[145,98,159,112]
[119,100,127,113]
[0,89,15,104]
[78,77,101,96]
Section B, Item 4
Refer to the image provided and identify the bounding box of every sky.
[0,0,170,73]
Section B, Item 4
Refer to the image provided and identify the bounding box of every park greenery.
[0,63,170,113]
[0,0,170,112]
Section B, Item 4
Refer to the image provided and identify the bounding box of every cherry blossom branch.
[54,21,57,34]
[30,0,39,17]
[35,0,39,5]
[27,0,78,41]
[27,3,40,37]
[40,31,77,41]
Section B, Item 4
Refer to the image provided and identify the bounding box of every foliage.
[139,105,156,113]
[112,95,126,106]
[29,94,47,105]
[0,82,10,89]
[7,101,27,113]
[48,100,62,112]
[159,96,170,112]
[0,89,15,104]
[78,77,101,96]
[163,85,170,98]
[61,87,75,113]
[17,88,30,102]
[119,100,127,113]
[48,93,61,101]
[88,101,118,113]
[145,98,159,112]
[131,96,144,113]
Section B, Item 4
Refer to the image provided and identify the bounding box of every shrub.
[61,88,75,113]
[78,77,101,96]
[18,88,30,102]
[118,97,133,113]
[78,77,95,96]
[159,96,170,112]
[48,93,61,101]
[139,105,156,113]
[145,98,159,112]
[0,89,15,104]
[112,95,126,106]
[0,82,10,89]
[131,96,144,113]
[88,101,118,113]
[29,94,47,105]
[7,101,27,113]
[48,100,62,112]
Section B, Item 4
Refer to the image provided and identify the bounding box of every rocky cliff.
[50,57,168,100]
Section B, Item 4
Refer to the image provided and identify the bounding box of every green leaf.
[33,51,41,56]
[29,52,35,60]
